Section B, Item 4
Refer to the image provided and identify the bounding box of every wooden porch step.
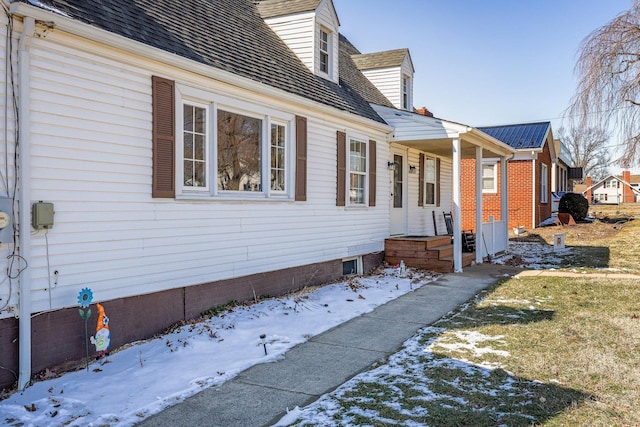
[384,235,474,273]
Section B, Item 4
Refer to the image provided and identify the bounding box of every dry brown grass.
[509,213,640,273]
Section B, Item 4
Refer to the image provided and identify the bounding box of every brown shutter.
[368,140,376,207]
[152,76,175,198]
[418,153,425,207]
[336,131,346,206]
[436,157,441,207]
[295,115,307,201]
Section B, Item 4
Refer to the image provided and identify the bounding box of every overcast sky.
[334,0,635,172]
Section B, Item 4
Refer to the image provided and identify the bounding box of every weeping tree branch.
[568,0,640,167]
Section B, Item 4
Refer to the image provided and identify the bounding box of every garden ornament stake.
[77,288,93,371]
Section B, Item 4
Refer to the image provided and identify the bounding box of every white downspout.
[17,16,34,391]
[474,146,483,264]
[452,137,462,272]
[531,158,536,230]
[501,156,509,251]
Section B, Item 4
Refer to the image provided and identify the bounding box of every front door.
[390,151,407,235]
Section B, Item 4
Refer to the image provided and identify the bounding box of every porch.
[384,235,475,273]
[373,104,516,272]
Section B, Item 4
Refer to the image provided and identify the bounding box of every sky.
[334,0,637,173]
[0,242,564,427]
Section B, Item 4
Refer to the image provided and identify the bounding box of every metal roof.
[478,122,551,150]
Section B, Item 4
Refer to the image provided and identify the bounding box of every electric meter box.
[32,201,55,230]
[0,197,13,243]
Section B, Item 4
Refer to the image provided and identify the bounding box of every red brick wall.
[536,143,553,225]
[622,171,635,202]
[461,146,553,231]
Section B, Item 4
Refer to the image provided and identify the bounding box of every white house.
[584,171,640,204]
[0,0,514,391]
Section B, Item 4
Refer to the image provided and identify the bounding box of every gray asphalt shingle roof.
[20,0,386,124]
[339,35,396,108]
[478,122,551,150]
[351,48,411,71]
[256,0,323,18]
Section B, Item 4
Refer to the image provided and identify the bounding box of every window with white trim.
[183,102,209,190]
[349,139,367,205]
[402,75,410,110]
[270,122,286,192]
[424,157,437,205]
[482,163,497,193]
[319,27,330,75]
[178,88,293,199]
[540,163,549,202]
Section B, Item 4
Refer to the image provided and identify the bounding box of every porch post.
[453,137,462,272]
[501,156,509,251]
[475,146,483,264]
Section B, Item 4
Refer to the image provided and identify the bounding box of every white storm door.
[390,152,407,235]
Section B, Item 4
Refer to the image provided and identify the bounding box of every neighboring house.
[0,0,514,391]
[553,138,582,193]
[583,171,640,204]
[461,122,555,231]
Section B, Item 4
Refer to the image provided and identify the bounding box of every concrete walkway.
[137,263,521,427]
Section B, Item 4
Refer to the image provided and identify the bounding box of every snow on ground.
[0,239,563,427]
[0,268,439,427]
[492,241,572,269]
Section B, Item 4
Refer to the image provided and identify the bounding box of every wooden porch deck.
[385,235,475,273]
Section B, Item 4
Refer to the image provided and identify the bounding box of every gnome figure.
[90,303,110,358]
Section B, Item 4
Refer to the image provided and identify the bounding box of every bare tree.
[569,0,640,167]
[557,126,611,182]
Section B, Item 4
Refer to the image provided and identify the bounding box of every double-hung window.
[349,139,367,205]
[540,163,549,203]
[319,27,330,74]
[183,103,209,190]
[424,157,437,205]
[178,87,295,199]
[402,75,410,110]
[482,163,497,193]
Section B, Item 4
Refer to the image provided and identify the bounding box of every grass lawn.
[284,218,640,426]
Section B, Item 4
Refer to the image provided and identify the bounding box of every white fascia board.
[10,2,391,133]
[372,104,516,156]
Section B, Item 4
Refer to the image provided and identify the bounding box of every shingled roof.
[478,122,551,150]
[351,48,412,71]
[18,0,385,124]
[256,0,323,19]
[339,35,396,108]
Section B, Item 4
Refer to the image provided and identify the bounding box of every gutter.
[17,15,34,391]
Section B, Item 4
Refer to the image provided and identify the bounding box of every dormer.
[257,0,340,84]
[351,49,415,111]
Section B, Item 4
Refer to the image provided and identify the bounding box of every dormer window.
[402,75,410,110]
[319,27,331,75]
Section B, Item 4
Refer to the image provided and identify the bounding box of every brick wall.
[622,171,635,202]
[460,146,552,231]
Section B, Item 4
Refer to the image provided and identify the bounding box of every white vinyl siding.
[22,35,390,314]
[0,14,16,319]
[360,55,413,110]
[263,1,339,83]
[407,150,451,236]
[263,14,315,73]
